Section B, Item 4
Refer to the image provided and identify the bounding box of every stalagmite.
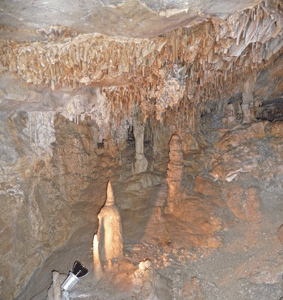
[52,271,61,300]
[166,134,184,213]
[46,271,62,300]
[97,181,123,269]
[92,234,104,281]
[133,118,148,174]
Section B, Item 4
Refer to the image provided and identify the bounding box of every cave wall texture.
[1,0,283,299]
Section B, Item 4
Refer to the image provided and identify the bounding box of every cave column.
[166,134,184,213]
[133,118,148,174]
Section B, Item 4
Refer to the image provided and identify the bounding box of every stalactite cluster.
[0,34,166,91]
[103,1,283,123]
[0,1,282,124]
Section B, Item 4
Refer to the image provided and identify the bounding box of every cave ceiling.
[0,0,260,40]
[0,0,283,122]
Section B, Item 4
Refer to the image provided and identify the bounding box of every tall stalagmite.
[166,134,184,212]
[97,182,123,269]
[133,118,148,174]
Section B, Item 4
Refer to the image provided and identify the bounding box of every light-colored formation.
[133,118,148,174]
[166,134,184,212]
[92,234,104,281]
[93,181,124,278]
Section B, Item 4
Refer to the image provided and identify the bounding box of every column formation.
[166,134,184,212]
[133,118,148,174]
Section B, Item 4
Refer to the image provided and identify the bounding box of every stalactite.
[0,1,282,125]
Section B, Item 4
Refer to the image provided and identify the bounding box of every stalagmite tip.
[105,181,114,206]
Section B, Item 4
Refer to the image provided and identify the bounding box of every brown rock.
[268,122,283,138]
[226,184,261,220]
[246,187,261,220]
[0,226,13,256]
[225,183,246,219]
[181,132,200,153]
[210,143,260,182]
[215,123,265,151]
[48,205,71,248]
[277,225,283,243]
[193,175,221,197]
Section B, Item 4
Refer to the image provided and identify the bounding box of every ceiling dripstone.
[1,0,283,123]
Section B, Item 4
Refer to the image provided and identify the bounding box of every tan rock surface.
[193,175,221,197]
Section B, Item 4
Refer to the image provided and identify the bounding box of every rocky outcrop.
[225,184,261,220]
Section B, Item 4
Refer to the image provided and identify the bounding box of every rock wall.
[0,76,129,299]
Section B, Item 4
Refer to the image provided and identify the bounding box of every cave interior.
[1,0,283,299]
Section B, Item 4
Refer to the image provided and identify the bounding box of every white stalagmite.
[133,118,148,174]
[46,271,61,300]
[52,271,61,300]
[92,234,104,281]
[97,181,123,269]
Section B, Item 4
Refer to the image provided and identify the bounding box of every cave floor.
[33,211,283,300]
